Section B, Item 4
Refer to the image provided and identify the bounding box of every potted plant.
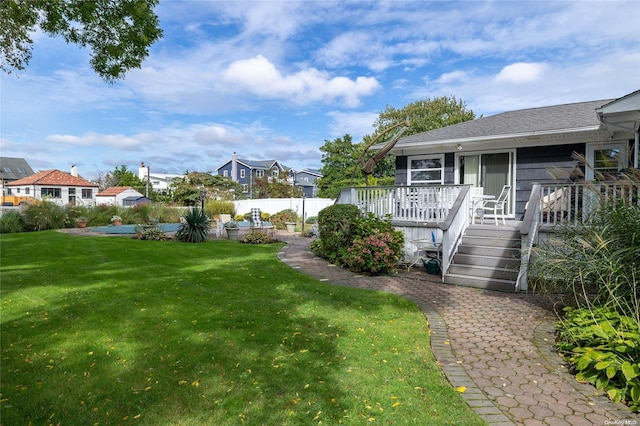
[285,221,297,233]
[111,215,122,226]
[76,217,87,228]
[224,220,240,240]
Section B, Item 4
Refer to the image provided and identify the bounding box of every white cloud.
[46,133,141,149]
[495,62,548,84]
[437,71,467,84]
[326,111,378,140]
[222,55,380,107]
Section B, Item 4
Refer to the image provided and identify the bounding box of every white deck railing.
[536,182,639,227]
[335,185,466,223]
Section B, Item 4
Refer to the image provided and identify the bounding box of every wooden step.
[443,274,517,292]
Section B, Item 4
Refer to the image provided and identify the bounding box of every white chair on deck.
[481,185,511,225]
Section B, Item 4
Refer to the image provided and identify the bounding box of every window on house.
[82,189,92,199]
[271,169,279,178]
[223,170,228,177]
[42,188,61,198]
[3,167,11,173]
[255,170,264,178]
[408,155,444,185]
[25,188,30,195]
[240,169,246,178]
[16,188,20,193]
[6,188,11,195]
[242,184,249,193]
[586,142,628,181]
[17,168,26,174]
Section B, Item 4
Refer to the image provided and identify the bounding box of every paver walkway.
[279,235,639,426]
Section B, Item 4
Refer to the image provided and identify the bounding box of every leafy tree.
[372,96,476,137]
[252,171,301,199]
[0,0,162,82]
[317,134,360,198]
[169,172,243,206]
[107,165,148,195]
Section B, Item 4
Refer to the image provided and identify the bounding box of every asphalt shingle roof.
[396,99,613,147]
[0,157,34,181]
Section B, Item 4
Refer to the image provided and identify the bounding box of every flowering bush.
[341,231,404,275]
[242,229,277,244]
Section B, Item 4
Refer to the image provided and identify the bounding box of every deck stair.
[444,225,521,292]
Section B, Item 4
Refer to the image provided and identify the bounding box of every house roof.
[296,169,322,177]
[596,90,640,133]
[389,99,614,151]
[238,159,290,171]
[217,158,291,172]
[96,186,136,197]
[7,169,98,187]
[0,157,35,181]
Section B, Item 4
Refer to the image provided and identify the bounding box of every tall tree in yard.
[318,134,359,199]
[0,0,162,82]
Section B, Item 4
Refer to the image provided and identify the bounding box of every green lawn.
[0,231,484,425]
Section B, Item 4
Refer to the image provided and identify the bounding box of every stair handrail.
[441,185,471,282]
[517,184,542,291]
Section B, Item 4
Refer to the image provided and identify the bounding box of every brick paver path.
[279,235,639,426]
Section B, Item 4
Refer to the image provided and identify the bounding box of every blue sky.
[1,1,639,180]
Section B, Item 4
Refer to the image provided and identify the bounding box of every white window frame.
[256,170,264,178]
[223,170,228,177]
[42,187,61,198]
[585,141,628,181]
[407,154,445,185]
[242,184,249,193]
[240,169,246,179]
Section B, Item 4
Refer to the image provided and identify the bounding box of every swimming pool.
[90,223,181,234]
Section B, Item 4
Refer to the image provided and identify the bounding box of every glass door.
[457,151,514,216]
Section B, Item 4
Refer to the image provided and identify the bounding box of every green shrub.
[312,204,360,263]
[270,209,299,230]
[175,208,210,243]
[341,232,404,275]
[205,200,235,218]
[0,210,25,233]
[557,307,640,412]
[136,225,168,241]
[260,211,271,221]
[23,201,70,231]
[531,199,640,319]
[340,214,404,275]
[242,230,274,244]
[305,216,318,224]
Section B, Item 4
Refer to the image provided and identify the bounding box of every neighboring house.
[96,186,149,207]
[216,153,323,198]
[0,157,35,195]
[6,166,98,206]
[216,153,291,198]
[138,162,181,195]
[383,90,640,218]
[294,169,322,198]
